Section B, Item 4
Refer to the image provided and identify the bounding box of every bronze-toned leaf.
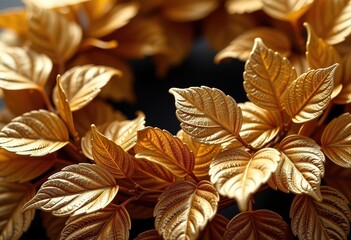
[60,204,131,240]
[41,212,68,240]
[209,148,280,211]
[154,181,219,240]
[22,163,119,216]
[225,0,263,14]
[0,8,27,35]
[290,186,351,240]
[0,182,35,240]
[53,65,121,111]
[135,127,194,177]
[135,229,162,240]
[91,125,134,178]
[170,86,242,145]
[262,0,313,21]
[0,109,69,156]
[0,47,52,90]
[26,2,82,62]
[224,210,292,239]
[268,134,325,201]
[199,214,229,240]
[285,64,338,123]
[243,38,297,111]
[321,113,351,167]
[324,161,351,203]
[0,149,55,183]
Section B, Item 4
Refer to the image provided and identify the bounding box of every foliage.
[0,0,350,239]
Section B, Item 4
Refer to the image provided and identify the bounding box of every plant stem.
[38,87,55,112]
[318,102,334,126]
[237,134,258,151]
[189,172,200,183]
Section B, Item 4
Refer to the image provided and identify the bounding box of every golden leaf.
[31,0,89,8]
[22,163,119,216]
[290,186,351,240]
[81,0,115,21]
[53,65,121,111]
[0,47,52,90]
[209,148,280,211]
[177,130,221,177]
[0,110,69,156]
[0,149,55,183]
[321,113,351,167]
[91,125,135,178]
[285,64,338,123]
[154,181,219,240]
[170,86,242,145]
[135,229,162,240]
[243,38,297,111]
[225,0,263,14]
[199,214,228,240]
[26,2,82,62]
[307,0,351,45]
[224,209,292,239]
[60,204,131,240]
[262,0,313,21]
[81,112,145,159]
[0,182,35,240]
[268,134,325,201]
[135,127,194,177]
[215,28,291,62]
[41,212,68,240]
[324,161,351,203]
[0,8,27,35]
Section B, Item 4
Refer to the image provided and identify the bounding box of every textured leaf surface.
[285,64,338,123]
[170,86,242,144]
[22,163,118,216]
[224,210,292,239]
[154,181,219,240]
[262,0,313,20]
[0,182,35,240]
[225,0,263,14]
[135,127,194,177]
[210,148,280,211]
[0,110,69,156]
[60,204,130,240]
[268,135,325,201]
[199,214,229,240]
[91,125,134,178]
[321,113,351,167]
[290,186,351,240]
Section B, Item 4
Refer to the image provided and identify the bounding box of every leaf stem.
[38,87,55,112]
[318,102,334,126]
[120,195,138,208]
[236,134,258,151]
[189,172,200,183]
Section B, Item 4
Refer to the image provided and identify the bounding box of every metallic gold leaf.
[0,149,55,183]
[22,163,119,216]
[177,130,221,177]
[154,181,219,240]
[60,204,131,240]
[224,210,292,239]
[324,161,351,203]
[26,2,82,62]
[0,182,35,240]
[321,113,351,167]
[0,8,27,35]
[0,47,52,90]
[135,127,194,177]
[0,110,69,156]
[290,186,351,240]
[199,214,229,240]
[307,0,351,45]
[285,64,338,123]
[215,28,291,62]
[170,86,242,145]
[210,148,280,211]
[243,38,297,111]
[53,65,121,112]
[41,212,68,240]
[262,0,313,21]
[91,125,134,178]
[225,0,263,14]
[135,229,162,240]
[268,134,325,201]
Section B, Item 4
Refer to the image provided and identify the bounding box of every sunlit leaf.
[262,0,313,21]
[307,0,351,45]
[225,0,263,14]
[0,109,69,156]
[209,148,280,211]
[0,47,52,90]
[91,125,134,178]
[243,38,297,111]
[60,204,131,240]
[154,181,219,240]
[290,186,351,240]
[22,163,119,216]
[26,2,82,62]
[324,161,351,203]
[41,212,68,240]
[0,8,27,35]
[321,113,351,167]
[30,0,89,8]
[215,28,291,62]
[135,229,162,240]
[170,86,242,145]
[135,127,194,177]
[0,182,35,240]
[268,134,325,201]
[285,64,338,123]
[224,209,292,239]
[199,214,228,240]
